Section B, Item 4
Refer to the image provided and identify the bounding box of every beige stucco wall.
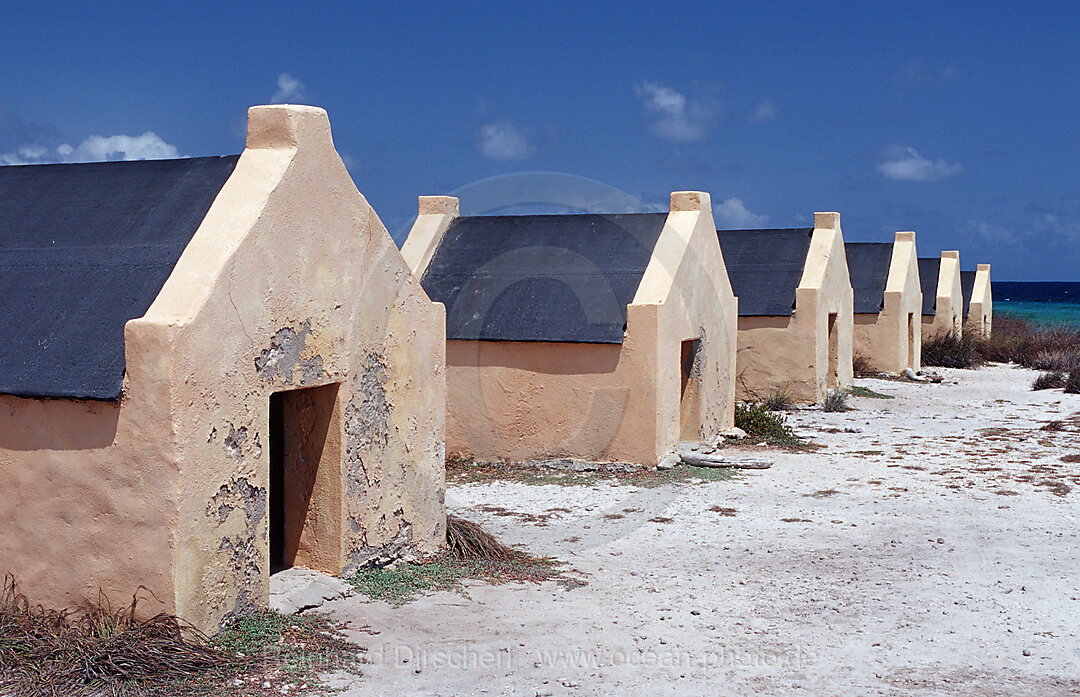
[409,192,737,465]
[966,264,992,338]
[0,105,446,634]
[922,250,963,338]
[734,212,854,404]
[852,231,923,373]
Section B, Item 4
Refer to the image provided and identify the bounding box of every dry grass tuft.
[851,353,875,377]
[1065,371,1080,395]
[822,390,850,412]
[0,575,253,697]
[762,388,792,411]
[922,330,983,369]
[1033,371,1067,391]
[446,514,527,562]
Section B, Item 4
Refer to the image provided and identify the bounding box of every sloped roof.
[918,257,941,315]
[845,242,894,314]
[420,213,668,343]
[715,228,814,316]
[960,270,975,318]
[0,155,240,400]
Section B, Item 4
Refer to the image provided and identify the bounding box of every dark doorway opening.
[269,383,340,574]
[907,312,916,370]
[680,338,703,441]
[827,313,839,389]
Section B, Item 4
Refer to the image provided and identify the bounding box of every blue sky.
[2,2,1078,279]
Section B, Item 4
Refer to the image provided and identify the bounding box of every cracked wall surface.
[0,106,446,635]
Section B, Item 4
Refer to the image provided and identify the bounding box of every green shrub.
[734,403,800,446]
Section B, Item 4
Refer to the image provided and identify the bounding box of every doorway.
[827,313,839,388]
[679,339,702,441]
[269,383,341,573]
[907,312,916,370]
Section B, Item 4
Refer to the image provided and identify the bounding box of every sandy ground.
[322,364,1080,696]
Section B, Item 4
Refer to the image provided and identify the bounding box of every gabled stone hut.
[403,192,738,466]
[717,212,854,404]
[845,232,922,374]
[0,105,446,633]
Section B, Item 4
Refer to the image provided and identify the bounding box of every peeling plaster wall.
[733,214,854,404]
[0,106,446,635]
[852,232,923,374]
[429,192,736,466]
[922,251,963,339]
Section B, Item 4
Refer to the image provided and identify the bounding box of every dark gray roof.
[960,270,975,318]
[715,228,814,316]
[420,213,668,343]
[845,242,894,314]
[918,257,940,315]
[0,155,240,400]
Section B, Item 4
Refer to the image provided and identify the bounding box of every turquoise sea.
[994,282,1080,328]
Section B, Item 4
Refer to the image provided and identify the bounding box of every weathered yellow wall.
[966,264,992,338]
[733,212,853,404]
[0,106,446,634]
[414,191,737,465]
[852,231,922,373]
[0,393,178,614]
[922,250,963,338]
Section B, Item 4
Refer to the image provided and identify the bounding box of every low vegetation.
[762,388,791,411]
[0,576,360,697]
[851,352,875,377]
[849,385,894,399]
[734,402,803,446]
[921,330,984,369]
[978,316,1080,369]
[1065,371,1080,394]
[921,317,1080,377]
[822,389,850,412]
[349,515,580,606]
[1032,371,1067,391]
[446,456,736,487]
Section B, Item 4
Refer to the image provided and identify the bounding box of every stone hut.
[403,191,737,466]
[919,250,963,338]
[961,264,993,337]
[0,105,446,633]
[717,212,853,404]
[845,232,923,374]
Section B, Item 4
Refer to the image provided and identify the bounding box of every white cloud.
[960,219,1019,245]
[271,72,308,103]
[61,133,178,162]
[477,120,533,161]
[713,197,768,228]
[1038,213,1080,241]
[1,132,179,164]
[0,144,49,165]
[634,81,718,143]
[750,100,777,123]
[877,145,963,182]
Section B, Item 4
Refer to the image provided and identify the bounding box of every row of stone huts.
[0,105,992,633]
